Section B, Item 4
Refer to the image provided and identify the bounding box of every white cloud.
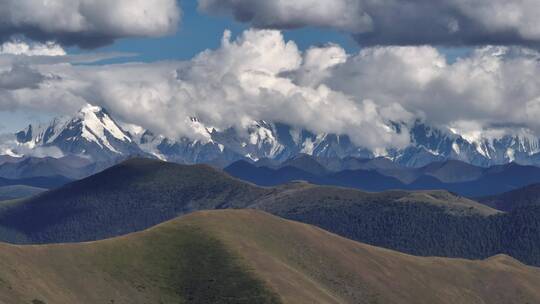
[0,0,181,48]
[0,29,413,151]
[0,40,66,56]
[199,0,540,46]
[4,29,540,150]
[322,45,540,137]
[199,0,372,33]
[0,133,64,158]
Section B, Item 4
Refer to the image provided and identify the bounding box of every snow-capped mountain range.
[6,104,540,168]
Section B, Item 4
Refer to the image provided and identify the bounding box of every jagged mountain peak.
[13,104,143,162]
[7,104,540,167]
[73,103,132,146]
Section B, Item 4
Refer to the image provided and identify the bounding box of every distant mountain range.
[6,103,540,169]
[479,183,540,212]
[2,158,540,268]
[1,209,538,304]
[225,155,540,197]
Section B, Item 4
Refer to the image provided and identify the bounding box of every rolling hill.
[0,210,539,304]
[1,158,540,267]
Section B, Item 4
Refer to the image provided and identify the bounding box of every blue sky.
[73,1,467,64]
[71,0,361,64]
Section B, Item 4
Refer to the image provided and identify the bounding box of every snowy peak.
[9,104,540,167]
[74,104,132,152]
[14,104,143,161]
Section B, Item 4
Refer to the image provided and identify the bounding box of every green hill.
[0,210,538,304]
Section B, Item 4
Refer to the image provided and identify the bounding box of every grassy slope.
[0,210,538,304]
[255,183,499,216]
[0,211,281,304]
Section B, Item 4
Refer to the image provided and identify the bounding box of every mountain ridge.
[226,156,540,197]
[6,104,540,168]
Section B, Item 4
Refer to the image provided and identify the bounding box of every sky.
[0,0,361,131]
[1,0,540,150]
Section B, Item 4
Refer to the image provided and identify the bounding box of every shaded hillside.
[479,183,540,212]
[0,210,539,304]
[0,158,268,243]
[2,158,540,267]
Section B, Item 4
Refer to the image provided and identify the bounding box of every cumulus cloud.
[199,0,540,46]
[199,0,372,33]
[0,0,181,48]
[319,45,540,136]
[0,65,45,90]
[0,40,66,56]
[0,29,413,150]
[5,29,540,150]
[82,30,412,149]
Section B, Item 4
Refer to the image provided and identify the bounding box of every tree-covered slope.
[479,183,540,212]
[0,158,268,243]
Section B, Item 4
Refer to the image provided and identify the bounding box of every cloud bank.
[199,0,540,46]
[0,0,181,48]
[3,29,540,151]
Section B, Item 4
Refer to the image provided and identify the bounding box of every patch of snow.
[452,142,461,155]
[188,117,213,144]
[300,138,315,155]
[506,148,515,162]
[245,153,259,161]
[2,149,22,158]
[289,128,301,145]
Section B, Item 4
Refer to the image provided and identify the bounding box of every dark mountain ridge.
[226,156,540,196]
